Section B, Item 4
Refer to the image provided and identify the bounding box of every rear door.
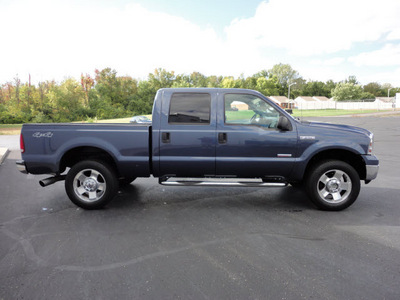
[158,90,217,177]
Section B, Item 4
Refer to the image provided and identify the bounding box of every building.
[268,96,293,109]
[231,101,249,111]
[312,96,330,102]
[313,96,336,109]
[294,96,316,110]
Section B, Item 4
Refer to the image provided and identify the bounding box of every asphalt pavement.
[1,116,400,299]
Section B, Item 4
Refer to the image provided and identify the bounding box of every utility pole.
[288,82,296,100]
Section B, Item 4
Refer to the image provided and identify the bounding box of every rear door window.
[168,93,211,124]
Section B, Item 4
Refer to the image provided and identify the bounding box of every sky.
[1,0,400,86]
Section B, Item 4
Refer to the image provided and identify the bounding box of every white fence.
[295,101,335,110]
[295,100,394,110]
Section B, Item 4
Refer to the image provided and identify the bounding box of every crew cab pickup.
[17,88,379,211]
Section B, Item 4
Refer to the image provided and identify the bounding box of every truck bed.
[21,123,151,177]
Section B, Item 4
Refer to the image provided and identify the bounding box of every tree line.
[0,64,398,124]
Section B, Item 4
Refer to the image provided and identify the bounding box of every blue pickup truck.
[17,88,379,211]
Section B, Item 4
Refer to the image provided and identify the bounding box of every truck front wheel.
[65,160,118,209]
[306,160,360,211]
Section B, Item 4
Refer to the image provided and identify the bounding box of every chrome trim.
[16,160,28,174]
[277,154,292,157]
[365,165,379,181]
[160,177,287,187]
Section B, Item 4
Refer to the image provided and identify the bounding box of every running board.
[159,177,287,187]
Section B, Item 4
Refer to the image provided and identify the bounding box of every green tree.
[148,68,176,90]
[363,82,384,97]
[325,80,337,98]
[189,72,208,87]
[172,74,191,87]
[14,75,21,106]
[47,78,86,122]
[268,63,301,87]
[127,80,155,115]
[95,68,124,106]
[382,83,395,97]
[331,82,363,101]
[221,77,241,89]
[360,92,375,100]
[345,76,359,85]
[300,81,330,97]
[207,75,223,88]
[252,70,269,79]
[81,74,95,106]
[255,76,280,96]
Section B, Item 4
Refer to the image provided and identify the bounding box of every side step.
[159,177,287,187]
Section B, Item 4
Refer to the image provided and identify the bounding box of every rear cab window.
[168,93,211,124]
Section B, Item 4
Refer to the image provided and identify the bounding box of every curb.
[0,148,9,165]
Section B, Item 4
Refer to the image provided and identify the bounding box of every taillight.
[20,134,25,153]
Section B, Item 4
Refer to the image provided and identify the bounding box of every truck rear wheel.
[306,160,360,211]
[65,160,118,209]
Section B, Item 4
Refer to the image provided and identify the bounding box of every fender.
[55,136,121,170]
[290,140,365,181]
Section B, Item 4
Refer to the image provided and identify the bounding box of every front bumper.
[362,155,379,181]
[16,160,28,174]
[366,164,379,181]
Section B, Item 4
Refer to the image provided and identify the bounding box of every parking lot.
[1,116,400,299]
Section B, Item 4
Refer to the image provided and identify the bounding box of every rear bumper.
[16,160,28,174]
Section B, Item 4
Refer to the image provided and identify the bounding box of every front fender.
[290,140,365,181]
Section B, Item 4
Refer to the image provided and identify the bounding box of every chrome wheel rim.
[73,169,106,202]
[317,169,352,204]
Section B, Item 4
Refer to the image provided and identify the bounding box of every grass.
[291,109,393,117]
[0,115,150,135]
[74,117,132,124]
[0,124,22,135]
[76,115,152,124]
[225,110,254,121]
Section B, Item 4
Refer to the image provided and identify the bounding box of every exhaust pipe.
[39,175,66,187]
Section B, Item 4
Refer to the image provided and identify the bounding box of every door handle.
[218,132,227,144]
[162,132,170,143]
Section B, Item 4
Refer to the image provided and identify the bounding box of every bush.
[32,112,51,123]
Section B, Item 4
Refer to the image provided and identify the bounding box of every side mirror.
[285,109,293,114]
[277,116,292,131]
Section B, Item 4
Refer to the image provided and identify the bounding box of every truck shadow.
[110,183,313,211]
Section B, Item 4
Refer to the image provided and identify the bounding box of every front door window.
[225,94,280,129]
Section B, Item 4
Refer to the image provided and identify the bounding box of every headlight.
[368,133,374,155]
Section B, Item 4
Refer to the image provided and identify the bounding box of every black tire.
[65,160,118,209]
[118,176,137,187]
[306,160,360,211]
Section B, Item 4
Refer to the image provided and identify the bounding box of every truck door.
[216,92,297,178]
[158,91,217,177]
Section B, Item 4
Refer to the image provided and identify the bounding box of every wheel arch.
[304,149,366,180]
[60,146,119,175]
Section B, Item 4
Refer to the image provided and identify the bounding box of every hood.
[305,121,372,137]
